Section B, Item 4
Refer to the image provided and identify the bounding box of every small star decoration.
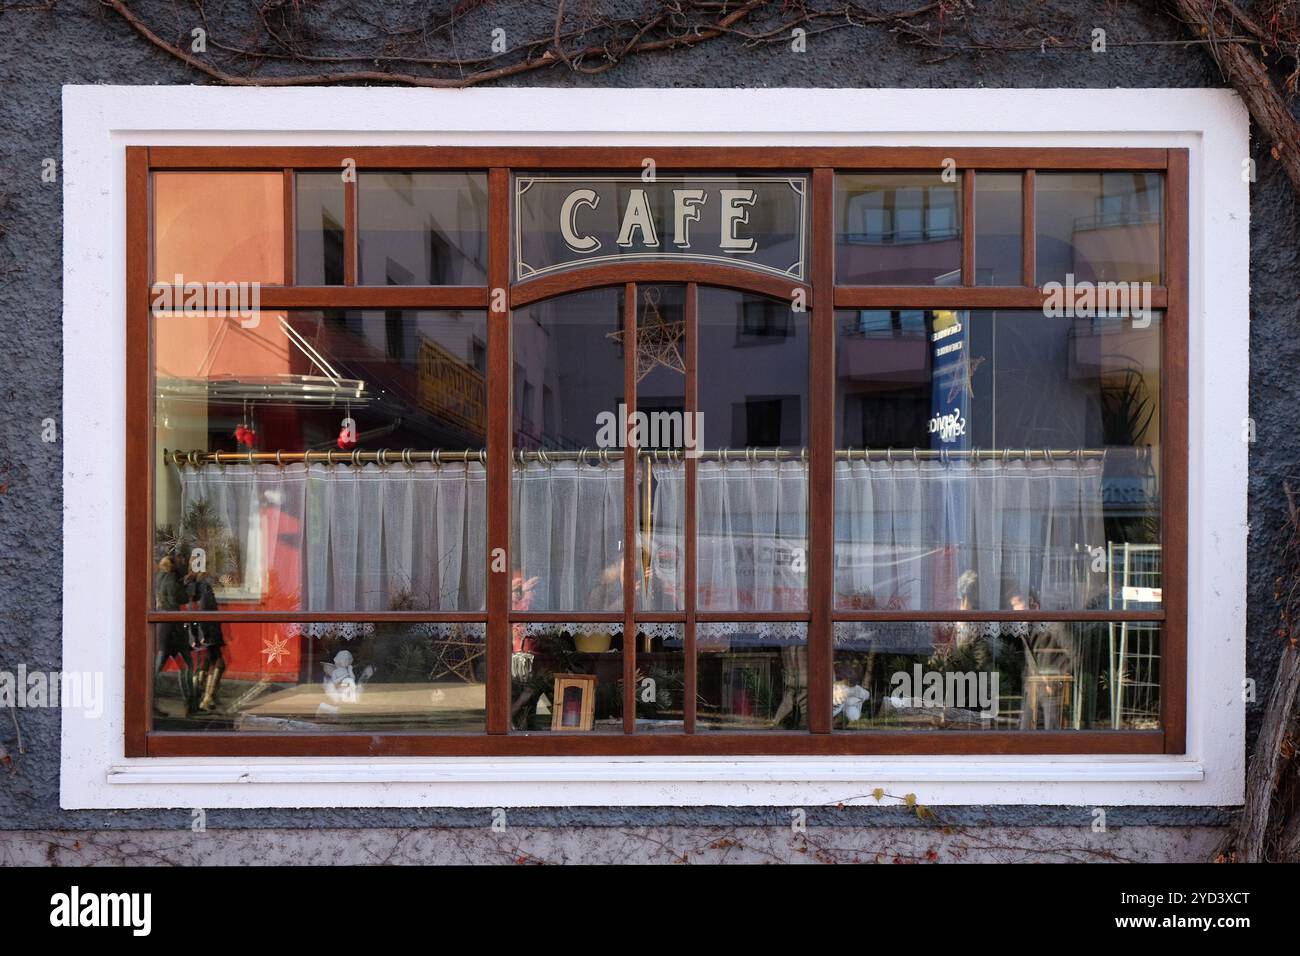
[606,286,685,382]
[261,633,292,667]
[944,354,986,404]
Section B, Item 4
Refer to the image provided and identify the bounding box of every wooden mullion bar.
[282,168,295,285]
[1161,149,1189,754]
[147,285,488,308]
[486,167,511,734]
[1022,170,1036,287]
[833,287,1168,309]
[251,286,489,309]
[623,282,638,734]
[684,282,699,733]
[635,612,687,624]
[808,167,835,734]
[148,612,489,624]
[510,612,623,623]
[962,168,976,286]
[834,610,1164,623]
[147,146,1170,171]
[512,263,809,307]
[148,730,1167,758]
[697,611,812,622]
[344,172,358,286]
[125,146,151,757]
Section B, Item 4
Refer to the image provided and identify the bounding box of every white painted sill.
[108,756,1205,786]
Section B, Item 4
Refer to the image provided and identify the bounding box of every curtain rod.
[168,446,1133,467]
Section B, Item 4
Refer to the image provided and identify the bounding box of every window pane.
[1035,172,1163,285]
[507,622,687,732]
[152,621,485,731]
[634,286,688,612]
[153,309,488,611]
[508,623,629,732]
[833,621,1161,731]
[511,289,626,612]
[836,174,962,285]
[358,172,488,285]
[834,309,1161,611]
[698,623,807,730]
[637,623,686,730]
[697,289,808,612]
[153,172,284,284]
[975,172,1022,285]
[295,172,346,285]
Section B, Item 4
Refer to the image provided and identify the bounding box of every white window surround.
[61,85,1248,810]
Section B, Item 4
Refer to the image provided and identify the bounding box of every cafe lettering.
[514,175,808,281]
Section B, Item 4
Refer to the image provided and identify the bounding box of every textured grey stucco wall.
[0,0,1293,840]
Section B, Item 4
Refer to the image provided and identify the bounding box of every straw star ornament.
[606,286,685,382]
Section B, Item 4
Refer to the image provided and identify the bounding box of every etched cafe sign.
[514,175,808,282]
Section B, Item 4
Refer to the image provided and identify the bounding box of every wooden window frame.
[126,146,1187,758]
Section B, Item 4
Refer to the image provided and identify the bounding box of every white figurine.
[321,650,374,705]
[832,681,871,721]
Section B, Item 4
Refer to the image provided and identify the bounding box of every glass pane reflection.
[836,173,962,285]
[833,621,1161,730]
[698,622,808,731]
[833,309,1161,612]
[1036,172,1163,285]
[152,621,486,731]
[153,309,489,612]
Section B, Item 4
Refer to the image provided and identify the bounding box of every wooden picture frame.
[551,674,597,732]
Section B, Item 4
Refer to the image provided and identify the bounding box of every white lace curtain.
[833,457,1105,610]
[177,462,486,612]
[643,459,808,613]
[177,455,1103,616]
[511,460,624,611]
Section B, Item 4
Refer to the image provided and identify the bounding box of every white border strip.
[111,758,1204,786]
[62,87,1248,809]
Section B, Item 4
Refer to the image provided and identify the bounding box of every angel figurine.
[321,650,374,705]
[832,682,871,722]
